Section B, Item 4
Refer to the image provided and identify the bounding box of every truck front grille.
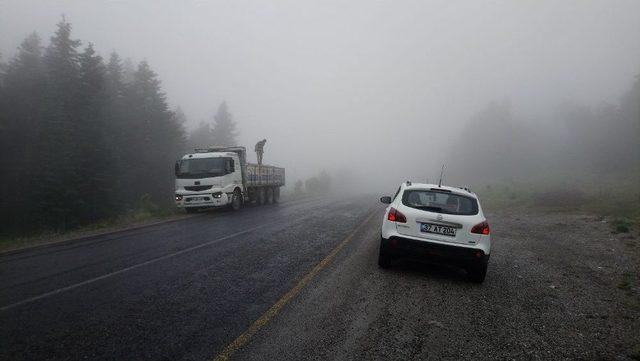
[184,185,212,191]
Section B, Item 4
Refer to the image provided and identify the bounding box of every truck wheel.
[273,187,280,203]
[266,188,274,204]
[257,188,266,205]
[230,190,242,211]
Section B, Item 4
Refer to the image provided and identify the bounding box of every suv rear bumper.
[381,236,489,267]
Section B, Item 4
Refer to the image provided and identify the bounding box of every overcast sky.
[2,0,639,187]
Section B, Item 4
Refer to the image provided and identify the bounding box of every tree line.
[449,73,640,185]
[186,101,238,149]
[0,20,237,234]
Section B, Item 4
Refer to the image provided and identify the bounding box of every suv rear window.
[402,189,478,215]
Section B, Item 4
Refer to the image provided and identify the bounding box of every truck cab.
[174,151,243,212]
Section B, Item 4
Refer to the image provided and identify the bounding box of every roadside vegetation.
[476,170,639,217]
[288,170,332,200]
[475,171,640,235]
[0,195,185,252]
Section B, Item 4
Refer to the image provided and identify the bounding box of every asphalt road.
[1,196,639,360]
[0,196,377,361]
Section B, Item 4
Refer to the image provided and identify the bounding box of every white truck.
[174,146,285,213]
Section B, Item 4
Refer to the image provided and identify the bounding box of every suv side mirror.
[380,196,392,204]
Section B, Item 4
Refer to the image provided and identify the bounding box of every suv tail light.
[471,220,490,235]
[387,207,407,223]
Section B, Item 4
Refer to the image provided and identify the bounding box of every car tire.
[467,262,488,283]
[230,190,242,211]
[378,241,392,268]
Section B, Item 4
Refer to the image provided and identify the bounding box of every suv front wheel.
[378,238,392,268]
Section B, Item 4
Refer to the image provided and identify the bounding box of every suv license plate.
[420,223,456,237]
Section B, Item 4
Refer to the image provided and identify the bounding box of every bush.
[611,218,633,233]
[305,171,331,195]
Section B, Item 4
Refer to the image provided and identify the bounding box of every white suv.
[379,181,491,282]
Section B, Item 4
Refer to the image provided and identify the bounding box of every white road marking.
[0,225,267,312]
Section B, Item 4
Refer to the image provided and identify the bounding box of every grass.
[475,169,640,227]
[611,218,634,233]
[474,172,640,239]
[0,197,183,253]
[631,344,640,361]
[618,273,633,291]
[0,191,312,253]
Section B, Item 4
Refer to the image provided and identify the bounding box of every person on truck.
[255,139,266,165]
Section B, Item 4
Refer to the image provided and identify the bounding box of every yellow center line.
[211,209,379,361]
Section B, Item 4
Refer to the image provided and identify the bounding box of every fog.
[1,1,639,202]
[0,1,640,183]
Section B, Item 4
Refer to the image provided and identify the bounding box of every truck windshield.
[177,158,228,179]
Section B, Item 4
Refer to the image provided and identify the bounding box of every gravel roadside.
[233,207,640,360]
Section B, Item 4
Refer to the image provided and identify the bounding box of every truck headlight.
[212,192,222,198]
[175,195,183,201]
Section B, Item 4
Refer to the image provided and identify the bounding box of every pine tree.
[106,52,124,93]
[173,107,187,125]
[188,121,214,149]
[211,101,237,146]
[76,44,116,221]
[40,18,82,230]
[121,57,136,84]
[104,52,136,210]
[173,107,196,152]
[125,60,185,206]
[0,33,47,232]
[0,52,6,86]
